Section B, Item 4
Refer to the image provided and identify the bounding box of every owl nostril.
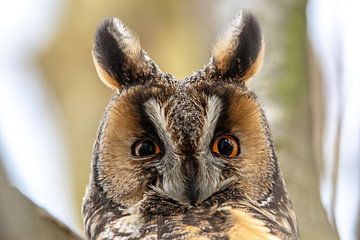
[182,155,199,205]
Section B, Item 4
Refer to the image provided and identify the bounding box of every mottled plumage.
[83,11,299,239]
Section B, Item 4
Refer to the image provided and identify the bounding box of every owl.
[82,11,299,240]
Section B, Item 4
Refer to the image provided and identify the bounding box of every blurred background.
[0,0,359,239]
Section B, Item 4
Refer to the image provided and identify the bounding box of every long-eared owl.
[82,11,299,240]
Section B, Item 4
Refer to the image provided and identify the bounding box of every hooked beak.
[182,155,199,206]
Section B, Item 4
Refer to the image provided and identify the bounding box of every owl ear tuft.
[210,11,265,85]
[92,17,160,90]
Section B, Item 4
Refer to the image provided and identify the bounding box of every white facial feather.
[199,95,223,149]
[143,95,229,204]
[196,95,228,202]
[143,98,188,203]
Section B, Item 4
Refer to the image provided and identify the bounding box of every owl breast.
[85,192,295,239]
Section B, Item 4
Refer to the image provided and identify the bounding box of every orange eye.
[212,135,240,158]
[132,140,161,157]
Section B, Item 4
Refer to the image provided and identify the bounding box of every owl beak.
[183,155,199,206]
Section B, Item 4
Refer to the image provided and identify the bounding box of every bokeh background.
[1,0,359,239]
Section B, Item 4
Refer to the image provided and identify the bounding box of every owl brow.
[200,95,223,146]
[136,99,163,143]
[142,98,171,145]
[210,94,232,136]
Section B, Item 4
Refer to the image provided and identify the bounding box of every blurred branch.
[0,162,83,240]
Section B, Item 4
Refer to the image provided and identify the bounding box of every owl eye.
[132,140,161,157]
[211,135,240,158]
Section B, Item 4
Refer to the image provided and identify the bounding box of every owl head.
[86,11,288,212]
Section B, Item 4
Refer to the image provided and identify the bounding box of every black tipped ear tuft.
[93,17,160,90]
[211,11,265,84]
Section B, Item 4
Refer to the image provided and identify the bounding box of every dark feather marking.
[221,12,262,79]
[94,18,131,85]
[94,18,161,89]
